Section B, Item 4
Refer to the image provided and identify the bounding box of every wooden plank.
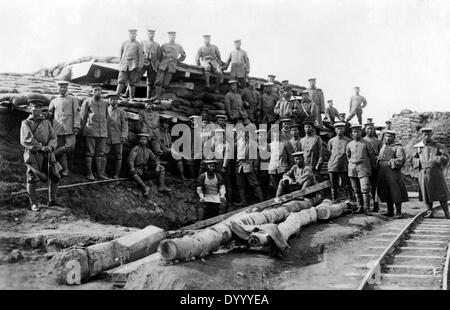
[11,178,129,196]
[180,180,331,231]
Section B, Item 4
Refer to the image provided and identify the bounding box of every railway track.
[353,208,450,290]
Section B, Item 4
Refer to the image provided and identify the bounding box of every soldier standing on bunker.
[327,122,352,202]
[154,31,186,100]
[115,29,144,100]
[411,127,450,219]
[241,79,261,124]
[363,120,381,212]
[196,160,227,220]
[48,80,80,177]
[377,130,408,218]
[224,80,249,123]
[105,94,128,179]
[346,124,376,215]
[140,29,160,99]
[195,34,224,93]
[80,83,109,181]
[300,121,324,182]
[223,39,250,89]
[346,86,367,125]
[21,98,60,212]
[325,100,339,126]
[306,78,325,128]
[276,152,315,197]
[260,82,279,125]
[128,133,171,196]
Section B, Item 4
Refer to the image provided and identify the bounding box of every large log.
[50,225,166,285]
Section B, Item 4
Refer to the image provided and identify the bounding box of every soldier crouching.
[20,98,61,212]
[128,133,171,197]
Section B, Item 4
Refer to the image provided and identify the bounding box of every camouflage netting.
[389,109,450,178]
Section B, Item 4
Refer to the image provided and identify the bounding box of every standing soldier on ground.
[80,84,109,181]
[411,127,450,219]
[306,78,325,128]
[21,99,59,212]
[196,160,227,219]
[105,94,128,179]
[48,81,80,177]
[223,39,250,89]
[260,82,279,125]
[327,122,352,202]
[115,29,144,100]
[140,29,160,99]
[195,35,224,93]
[154,31,186,100]
[346,124,376,215]
[324,100,339,126]
[300,121,324,182]
[276,152,314,197]
[268,129,292,197]
[363,121,381,212]
[241,79,261,124]
[256,128,271,200]
[128,133,171,196]
[224,80,249,123]
[346,86,367,125]
[377,130,408,218]
[159,116,186,181]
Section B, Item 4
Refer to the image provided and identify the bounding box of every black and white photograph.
[0,0,449,297]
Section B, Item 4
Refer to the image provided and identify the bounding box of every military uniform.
[224,91,248,122]
[292,98,317,125]
[346,138,376,212]
[106,104,128,178]
[117,39,144,98]
[21,112,59,208]
[276,163,314,197]
[128,144,161,177]
[257,140,271,200]
[260,92,279,124]
[325,106,339,125]
[364,135,381,208]
[347,95,367,125]
[300,134,323,170]
[327,134,352,201]
[196,43,223,91]
[377,141,408,215]
[307,86,325,127]
[139,39,160,97]
[155,41,186,93]
[274,97,295,119]
[138,107,164,155]
[48,93,80,174]
[224,48,250,88]
[241,86,261,123]
[268,141,292,195]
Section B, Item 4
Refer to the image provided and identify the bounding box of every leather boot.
[96,157,109,180]
[363,193,373,216]
[132,175,150,196]
[60,153,69,177]
[112,159,122,179]
[239,188,248,205]
[27,182,38,209]
[85,157,95,181]
[440,201,450,219]
[331,189,337,202]
[116,84,125,96]
[146,86,152,99]
[381,202,394,217]
[372,201,379,213]
[158,171,171,192]
[176,160,187,181]
[255,186,264,202]
[354,192,364,213]
[424,204,434,218]
[129,86,136,100]
[394,203,403,219]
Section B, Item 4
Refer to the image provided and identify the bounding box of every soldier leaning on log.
[80,83,109,181]
[115,29,144,100]
[47,80,81,177]
[195,35,224,94]
[363,121,381,212]
[410,127,450,219]
[154,31,186,100]
[21,98,62,212]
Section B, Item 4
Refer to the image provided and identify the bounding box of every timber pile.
[390,109,450,178]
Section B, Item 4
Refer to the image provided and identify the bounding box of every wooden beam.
[180,180,331,231]
[11,178,129,196]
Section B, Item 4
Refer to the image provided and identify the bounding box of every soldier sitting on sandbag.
[196,160,227,220]
[21,98,62,211]
[195,35,224,94]
[128,133,171,196]
[276,151,315,197]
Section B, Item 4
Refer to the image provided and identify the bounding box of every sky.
[1,0,449,124]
